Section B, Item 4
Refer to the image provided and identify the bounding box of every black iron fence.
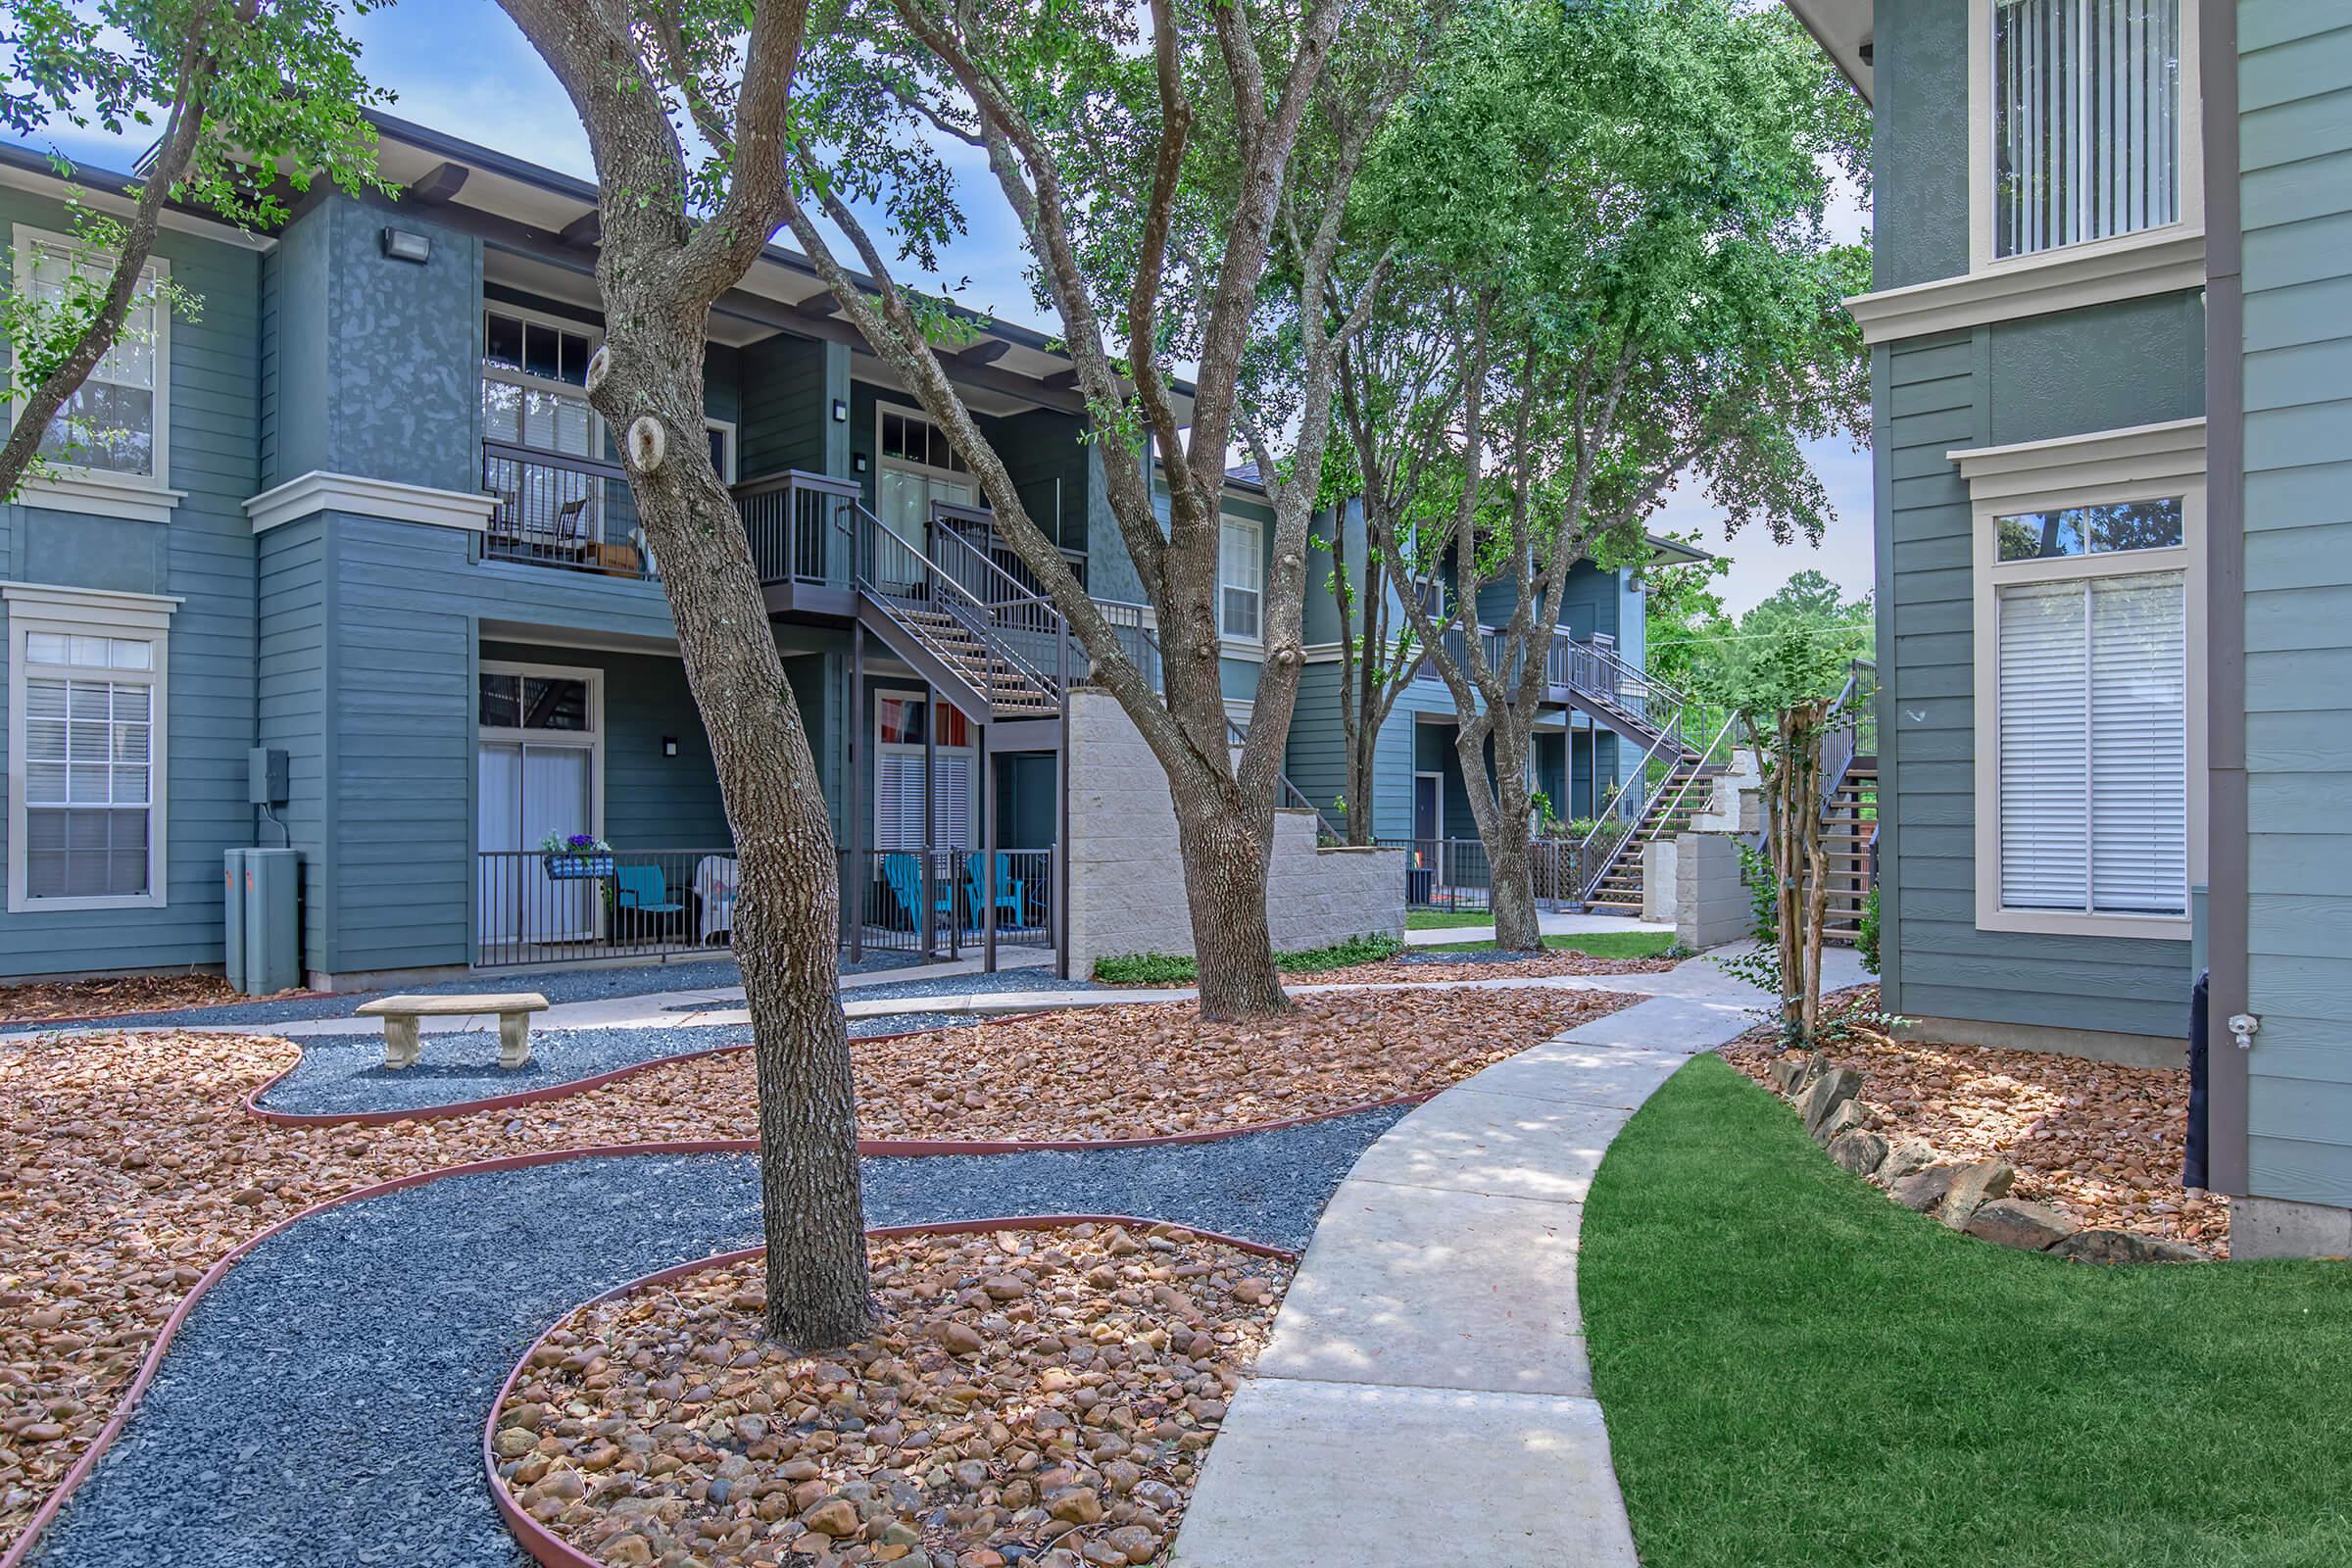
[1380,836,1585,913]
[839,847,1054,961]
[475,846,1053,970]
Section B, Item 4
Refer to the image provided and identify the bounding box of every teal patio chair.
[964,853,1025,928]
[612,863,688,942]
[880,852,956,932]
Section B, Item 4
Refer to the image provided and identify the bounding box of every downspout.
[2199,0,2250,1197]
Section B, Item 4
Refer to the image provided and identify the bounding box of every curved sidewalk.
[1170,992,1761,1567]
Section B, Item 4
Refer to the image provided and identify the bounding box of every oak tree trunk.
[595,341,874,1351]
[1459,723,1544,953]
[1172,784,1289,1019]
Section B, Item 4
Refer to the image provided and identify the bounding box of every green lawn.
[1581,1054,2352,1568]
[1404,908,1503,930]
[1420,930,1678,959]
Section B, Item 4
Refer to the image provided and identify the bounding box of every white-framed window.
[5,583,178,912]
[706,417,738,483]
[10,223,172,484]
[1219,515,1263,642]
[1957,420,2204,939]
[480,303,601,458]
[874,404,976,539]
[1970,0,2201,271]
[874,690,975,851]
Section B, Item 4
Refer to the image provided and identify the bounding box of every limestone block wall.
[1064,690,1405,973]
[1675,831,1751,953]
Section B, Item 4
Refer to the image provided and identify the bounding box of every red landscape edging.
[483,1219,1298,1568]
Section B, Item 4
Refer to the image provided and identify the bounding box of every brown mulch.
[495,1225,1286,1568]
[0,971,302,1024]
[1721,989,2229,1256]
[0,984,1634,1550]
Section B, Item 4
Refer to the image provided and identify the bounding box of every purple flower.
[567,833,598,850]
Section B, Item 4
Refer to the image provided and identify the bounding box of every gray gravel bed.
[28,1108,1401,1568]
[0,952,1081,1036]
[254,1012,984,1118]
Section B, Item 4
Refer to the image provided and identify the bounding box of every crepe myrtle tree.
[766,0,1428,1019]
[0,0,389,501]
[1351,0,1870,952]
[487,0,875,1349]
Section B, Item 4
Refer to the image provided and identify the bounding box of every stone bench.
[355,992,551,1070]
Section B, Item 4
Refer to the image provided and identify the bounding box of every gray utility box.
[222,848,301,996]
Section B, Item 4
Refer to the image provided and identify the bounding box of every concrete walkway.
[1401,908,1673,947]
[1169,990,1763,1567]
[105,942,1861,1041]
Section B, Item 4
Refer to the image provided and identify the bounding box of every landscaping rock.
[1964,1198,2077,1252]
[1796,1067,1863,1136]
[1890,1165,1959,1212]
[1813,1098,1868,1146]
[1828,1129,1888,1176]
[1937,1158,2017,1230]
[2051,1229,2210,1265]
[1878,1136,1937,1183]
[1767,1055,1805,1094]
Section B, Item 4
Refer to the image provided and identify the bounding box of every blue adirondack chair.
[613,865,687,935]
[880,852,956,932]
[965,853,1025,928]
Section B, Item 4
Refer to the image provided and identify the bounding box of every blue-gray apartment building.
[1787,0,2352,1252]
[0,115,1664,992]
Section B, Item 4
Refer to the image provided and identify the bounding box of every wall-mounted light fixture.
[852,453,869,474]
[380,227,432,265]
[831,398,849,423]
[662,736,679,759]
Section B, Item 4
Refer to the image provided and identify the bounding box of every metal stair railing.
[1570,703,1738,904]
[835,501,1069,712]
[735,468,864,587]
[1816,658,1878,815]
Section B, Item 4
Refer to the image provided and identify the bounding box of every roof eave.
[1781,0,1875,105]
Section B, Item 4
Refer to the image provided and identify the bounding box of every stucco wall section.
[1064,691,1403,971]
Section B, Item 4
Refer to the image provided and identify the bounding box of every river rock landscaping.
[1722,1026,2225,1257]
[0,984,1624,1551]
[495,1224,1284,1568]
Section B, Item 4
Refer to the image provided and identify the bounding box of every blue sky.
[19,0,1875,612]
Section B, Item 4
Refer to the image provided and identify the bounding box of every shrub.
[1857,885,1881,975]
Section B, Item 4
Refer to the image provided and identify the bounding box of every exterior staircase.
[1819,758,1876,943]
[873,605,1061,720]
[1582,753,1722,914]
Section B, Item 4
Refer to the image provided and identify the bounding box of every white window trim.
[1844,2,2205,346]
[1966,0,2203,275]
[9,223,179,517]
[1954,419,2206,940]
[705,416,739,483]
[875,688,976,849]
[1219,513,1265,645]
[4,581,180,913]
[480,301,606,455]
[873,404,972,492]
[476,659,607,845]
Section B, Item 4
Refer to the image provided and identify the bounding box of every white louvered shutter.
[876,753,928,850]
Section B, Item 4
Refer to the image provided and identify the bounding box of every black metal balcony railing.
[474,846,1053,970]
[481,442,651,577]
[1380,835,1585,914]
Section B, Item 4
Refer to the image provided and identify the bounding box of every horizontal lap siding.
[1878,320,2192,1039]
[0,196,262,980]
[318,516,694,974]
[2239,13,2352,1207]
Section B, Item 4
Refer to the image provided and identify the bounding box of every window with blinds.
[20,634,159,902]
[24,237,165,476]
[1995,570,2186,916]
[1993,0,2182,258]
[1220,517,1262,640]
